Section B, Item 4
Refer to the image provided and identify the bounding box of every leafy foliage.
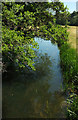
[2,1,78,119]
[58,11,78,26]
[2,2,69,71]
[2,26,38,70]
[68,11,78,26]
[60,43,78,83]
[67,95,78,119]
[60,42,78,119]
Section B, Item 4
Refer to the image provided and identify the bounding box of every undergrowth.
[60,42,78,119]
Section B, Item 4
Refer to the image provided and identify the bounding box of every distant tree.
[69,11,78,26]
[52,2,70,25]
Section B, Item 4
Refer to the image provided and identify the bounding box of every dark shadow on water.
[2,37,67,118]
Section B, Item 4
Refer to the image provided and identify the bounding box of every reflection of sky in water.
[35,37,59,60]
[34,37,63,93]
[3,37,66,118]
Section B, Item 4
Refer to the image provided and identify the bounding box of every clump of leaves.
[2,2,69,71]
[2,26,38,71]
[67,95,78,119]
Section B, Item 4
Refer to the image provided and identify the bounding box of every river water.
[3,37,66,118]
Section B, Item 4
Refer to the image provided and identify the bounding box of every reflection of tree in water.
[3,75,66,118]
[34,52,52,77]
[17,52,52,81]
[22,80,52,118]
[2,52,66,118]
[21,79,66,118]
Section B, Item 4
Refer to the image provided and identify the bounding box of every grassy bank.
[67,26,76,49]
[62,26,78,49]
[59,26,78,119]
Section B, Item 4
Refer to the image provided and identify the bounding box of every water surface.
[3,37,66,118]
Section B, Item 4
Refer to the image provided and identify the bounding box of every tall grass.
[59,42,78,119]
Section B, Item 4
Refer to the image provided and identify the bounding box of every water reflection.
[35,53,52,78]
[3,37,66,118]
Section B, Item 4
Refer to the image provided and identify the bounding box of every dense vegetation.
[2,1,78,119]
[2,2,69,72]
[68,11,78,26]
[57,11,78,26]
[60,42,78,119]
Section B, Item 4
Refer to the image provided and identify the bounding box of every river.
[3,37,67,118]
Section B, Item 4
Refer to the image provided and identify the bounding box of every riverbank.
[67,26,77,49]
[59,26,78,119]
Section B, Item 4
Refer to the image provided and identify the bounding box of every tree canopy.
[2,1,69,72]
[69,11,78,26]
